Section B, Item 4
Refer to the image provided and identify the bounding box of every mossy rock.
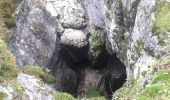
[89,28,106,59]
[53,92,76,100]
[21,65,56,84]
[152,0,170,46]
[88,96,106,100]
[112,78,141,100]
[0,39,17,82]
[0,92,7,100]
[86,85,101,98]
[10,79,24,98]
[0,0,16,28]
[0,24,13,42]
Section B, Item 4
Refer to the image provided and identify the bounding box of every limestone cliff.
[0,0,170,100]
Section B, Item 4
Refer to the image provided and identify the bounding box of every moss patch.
[0,0,16,28]
[0,92,7,100]
[0,39,17,82]
[86,85,101,98]
[10,79,24,98]
[88,96,106,100]
[21,65,56,84]
[152,0,170,46]
[53,92,76,100]
[89,29,105,59]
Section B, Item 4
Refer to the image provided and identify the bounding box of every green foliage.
[153,0,170,34]
[152,0,170,46]
[0,39,17,82]
[22,65,56,84]
[53,92,76,100]
[86,85,101,98]
[0,92,7,100]
[88,96,106,100]
[89,29,105,59]
[0,0,16,28]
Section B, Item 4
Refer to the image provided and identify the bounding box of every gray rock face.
[9,0,170,98]
[9,0,58,67]
[46,0,87,29]
[60,29,88,47]
[82,0,106,29]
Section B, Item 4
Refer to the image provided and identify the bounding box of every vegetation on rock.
[153,0,170,47]
[86,85,101,98]
[21,65,56,84]
[137,70,170,100]
[53,92,76,100]
[89,29,105,59]
[0,92,7,100]
[88,96,106,100]
[0,39,17,82]
[0,0,16,28]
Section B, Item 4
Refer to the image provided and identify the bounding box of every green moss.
[88,96,106,100]
[89,29,105,59]
[0,0,16,28]
[0,25,13,42]
[21,65,56,84]
[112,77,142,100]
[0,39,17,82]
[86,85,101,98]
[53,92,76,100]
[153,0,170,34]
[0,92,7,100]
[159,56,170,66]
[9,79,24,98]
[152,0,170,46]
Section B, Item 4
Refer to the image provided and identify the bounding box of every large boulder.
[46,0,87,29]
[60,29,88,47]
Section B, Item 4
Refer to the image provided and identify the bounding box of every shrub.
[21,65,56,84]
[53,92,76,100]
[0,39,17,82]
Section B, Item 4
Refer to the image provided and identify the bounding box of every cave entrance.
[50,44,127,99]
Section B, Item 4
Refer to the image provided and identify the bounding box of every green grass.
[0,39,17,82]
[152,70,170,84]
[21,65,56,84]
[86,85,101,98]
[137,70,170,100]
[53,92,76,100]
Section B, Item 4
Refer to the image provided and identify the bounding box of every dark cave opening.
[50,44,127,99]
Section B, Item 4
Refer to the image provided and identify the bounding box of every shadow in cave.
[49,43,127,99]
